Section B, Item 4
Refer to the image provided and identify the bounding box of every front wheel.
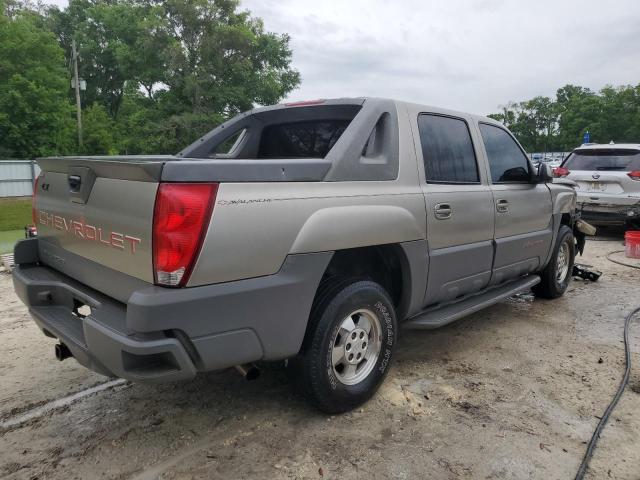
[533,225,575,299]
[293,279,398,414]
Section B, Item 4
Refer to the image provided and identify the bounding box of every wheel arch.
[289,205,424,254]
[312,241,428,322]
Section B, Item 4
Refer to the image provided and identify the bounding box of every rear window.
[258,120,350,159]
[563,150,640,171]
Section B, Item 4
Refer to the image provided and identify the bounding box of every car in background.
[555,144,640,228]
[548,158,562,169]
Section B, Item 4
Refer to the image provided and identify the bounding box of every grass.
[0,229,24,254]
[0,197,32,231]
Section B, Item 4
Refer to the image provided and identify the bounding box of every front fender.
[551,187,577,215]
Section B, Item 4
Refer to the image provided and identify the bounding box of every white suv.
[557,144,640,228]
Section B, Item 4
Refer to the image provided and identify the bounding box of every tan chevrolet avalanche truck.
[13,98,585,413]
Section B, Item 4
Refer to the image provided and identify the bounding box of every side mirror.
[532,162,553,183]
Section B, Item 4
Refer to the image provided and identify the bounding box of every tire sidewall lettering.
[326,323,341,390]
[374,300,394,374]
[324,294,396,390]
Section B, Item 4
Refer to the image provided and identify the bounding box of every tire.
[293,279,398,414]
[533,225,575,299]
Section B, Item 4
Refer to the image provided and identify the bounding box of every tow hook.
[55,343,72,361]
[234,363,260,380]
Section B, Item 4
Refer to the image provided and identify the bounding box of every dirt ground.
[1,236,639,480]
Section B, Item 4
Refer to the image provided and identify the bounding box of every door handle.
[496,199,509,213]
[434,203,453,220]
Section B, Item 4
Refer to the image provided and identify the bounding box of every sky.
[45,0,640,116]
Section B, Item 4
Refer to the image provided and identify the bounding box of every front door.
[477,123,553,285]
[414,113,495,306]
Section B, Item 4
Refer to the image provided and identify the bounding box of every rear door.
[413,113,495,306]
[476,123,553,285]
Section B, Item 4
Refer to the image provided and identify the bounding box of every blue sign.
[583,131,591,144]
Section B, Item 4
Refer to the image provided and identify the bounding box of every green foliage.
[115,91,225,154]
[159,0,300,116]
[489,84,640,152]
[1,0,300,157]
[82,103,117,154]
[0,7,75,158]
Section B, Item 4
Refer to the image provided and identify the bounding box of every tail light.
[152,183,218,287]
[552,167,570,178]
[32,175,40,225]
[628,171,640,181]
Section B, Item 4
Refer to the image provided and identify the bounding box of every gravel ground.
[0,237,639,479]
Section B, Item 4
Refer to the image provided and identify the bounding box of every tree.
[48,0,175,119]
[0,5,74,158]
[489,83,640,152]
[82,103,117,154]
[114,86,225,154]
[159,0,300,116]
[45,0,300,154]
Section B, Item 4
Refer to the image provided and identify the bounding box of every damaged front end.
[570,217,601,281]
[573,217,597,256]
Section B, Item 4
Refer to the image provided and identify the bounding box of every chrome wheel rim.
[331,308,382,386]
[556,241,570,283]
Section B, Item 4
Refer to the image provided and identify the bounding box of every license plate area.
[588,181,604,192]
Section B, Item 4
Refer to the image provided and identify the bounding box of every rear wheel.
[534,225,575,299]
[293,279,397,413]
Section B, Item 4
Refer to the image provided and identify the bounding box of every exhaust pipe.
[55,343,72,361]
[234,363,260,380]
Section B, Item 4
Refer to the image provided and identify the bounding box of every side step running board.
[403,275,541,330]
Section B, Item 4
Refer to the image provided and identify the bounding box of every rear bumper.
[577,199,640,225]
[12,239,331,383]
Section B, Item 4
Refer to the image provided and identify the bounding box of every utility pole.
[71,39,83,149]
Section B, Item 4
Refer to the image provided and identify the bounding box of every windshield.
[563,149,640,171]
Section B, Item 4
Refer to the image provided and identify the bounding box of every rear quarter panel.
[188,182,425,286]
[188,103,427,286]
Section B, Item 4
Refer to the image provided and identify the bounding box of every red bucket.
[625,231,640,259]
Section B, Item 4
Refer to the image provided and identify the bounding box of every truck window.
[211,129,247,157]
[417,114,479,183]
[479,124,530,183]
[257,119,351,159]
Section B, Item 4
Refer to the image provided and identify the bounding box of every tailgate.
[34,156,168,286]
[571,171,626,194]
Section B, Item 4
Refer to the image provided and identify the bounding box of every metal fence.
[0,160,41,198]
[528,152,569,163]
